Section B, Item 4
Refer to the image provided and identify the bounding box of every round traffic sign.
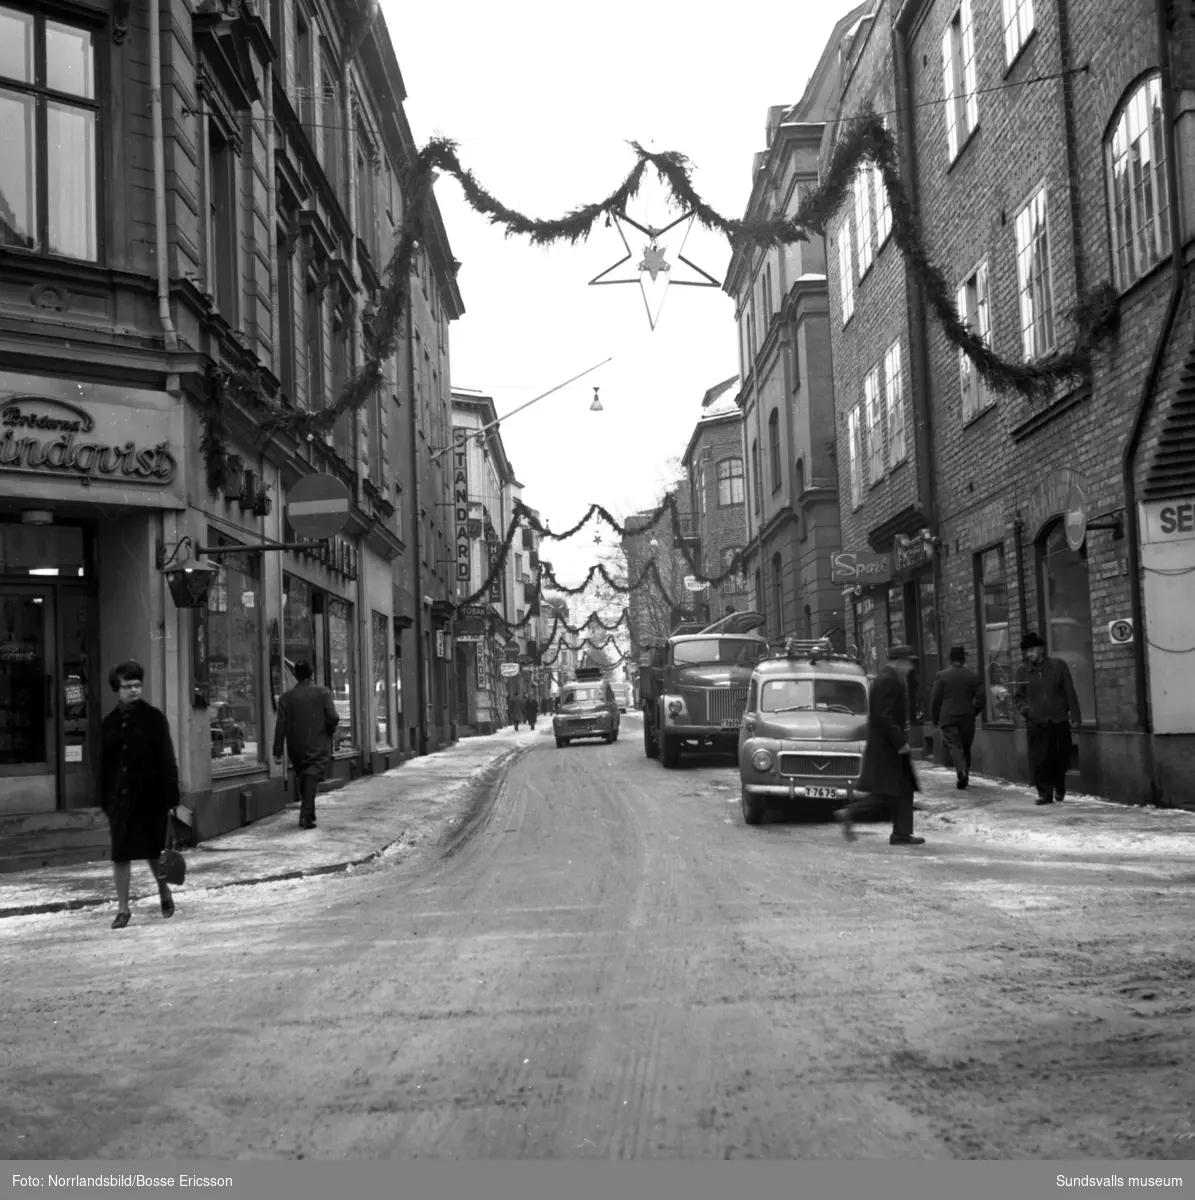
[1064,482,1088,553]
[286,473,351,540]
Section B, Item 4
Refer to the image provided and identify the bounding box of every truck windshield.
[760,678,868,714]
[671,639,764,666]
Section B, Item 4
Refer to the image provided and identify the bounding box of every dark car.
[210,703,245,757]
[553,679,621,747]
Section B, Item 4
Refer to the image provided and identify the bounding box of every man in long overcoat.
[930,645,985,789]
[837,645,925,846]
[272,661,339,829]
[1013,631,1081,804]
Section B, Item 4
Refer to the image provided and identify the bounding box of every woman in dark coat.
[100,660,180,928]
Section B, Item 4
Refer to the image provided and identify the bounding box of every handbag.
[159,811,187,886]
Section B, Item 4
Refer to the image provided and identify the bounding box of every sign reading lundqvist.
[0,395,177,484]
[452,427,471,584]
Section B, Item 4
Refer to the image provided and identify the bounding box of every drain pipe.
[1120,0,1186,806]
[149,0,179,351]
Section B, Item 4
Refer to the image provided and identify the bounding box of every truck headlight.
[668,699,683,716]
[751,748,774,772]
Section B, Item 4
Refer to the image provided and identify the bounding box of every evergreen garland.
[199,112,1123,595]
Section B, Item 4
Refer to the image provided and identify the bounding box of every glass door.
[0,587,56,814]
[60,587,100,809]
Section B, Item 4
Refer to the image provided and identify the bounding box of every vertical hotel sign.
[452,427,471,589]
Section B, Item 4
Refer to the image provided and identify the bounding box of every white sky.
[387,1,858,583]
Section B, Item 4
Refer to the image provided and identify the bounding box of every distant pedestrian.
[512,698,521,731]
[100,660,179,929]
[523,695,539,729]
[930,645,985,789]
[272,661,339,829]
[1014,632,1081,805]
[837,645,924,846]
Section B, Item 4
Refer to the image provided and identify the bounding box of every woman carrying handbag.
[100,660,181,928]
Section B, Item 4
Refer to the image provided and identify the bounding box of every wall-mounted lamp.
[590,386,603,412]
[157,536,218,608]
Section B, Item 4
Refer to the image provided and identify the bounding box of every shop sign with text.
[0,394,178,485]
[831,550,892,585]
[452,427,471,584]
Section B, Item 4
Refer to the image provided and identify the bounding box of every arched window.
[1037,520,1096,722]
[1106,74,1170,290]
[717,457,744,506]
[768,409,781,493]
[771,552,784,637]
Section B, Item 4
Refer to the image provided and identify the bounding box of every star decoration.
[589,210,721,330]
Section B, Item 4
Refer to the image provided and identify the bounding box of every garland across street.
[199,113,1122,617]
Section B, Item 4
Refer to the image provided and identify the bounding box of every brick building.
[680,376,751,623]
[0,0,462,866]
[725,6,865,648]
[824,0,1195,804]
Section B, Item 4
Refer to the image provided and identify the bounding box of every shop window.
[205,533,262,774]
[0,524,86,575]
[856,595,878,676]
[886,581,905,648]
[1037,521,1096,721]
[282,573,357,753]
[0,7,98,261]
[371,610,390,748]
[0,593,46,765]
[975,544,1015,722]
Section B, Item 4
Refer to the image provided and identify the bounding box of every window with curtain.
[942,0,979,161]
[768,409,781,493]
[884,339,907,464]
[1106,75,1170,291]
[0,7,98,260]
[957,260,993,421]
[717,458,744,506]
[1015,186,1055,360]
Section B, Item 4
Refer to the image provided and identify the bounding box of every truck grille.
[705,687,748,726]
[778,753,861,778]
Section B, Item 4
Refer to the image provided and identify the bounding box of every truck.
[639,610,769,768]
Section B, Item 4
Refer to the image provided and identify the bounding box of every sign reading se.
[1141,498,1195,543]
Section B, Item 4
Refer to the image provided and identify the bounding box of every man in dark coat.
[930,645,985,789]
[523,694,539,729]
[1014,631,1081,805]
[272,661,339,829]
[101,659,180,928]
[837,645,924,846]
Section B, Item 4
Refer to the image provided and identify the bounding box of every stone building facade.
[0,0,462,867]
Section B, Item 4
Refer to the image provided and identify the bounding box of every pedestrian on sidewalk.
[272,661,339,829]
[837,645,925,846]
[1014,632,1081,805]
[523,695,539,730]
[930,645,985,789]
[511,697,521,731]
[100,660,179,929]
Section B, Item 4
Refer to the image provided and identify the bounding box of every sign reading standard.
[452,427,471,584]
[0,395,177,484]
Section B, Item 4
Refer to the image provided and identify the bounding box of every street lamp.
[157,538,219,608]
[590,386,603,412]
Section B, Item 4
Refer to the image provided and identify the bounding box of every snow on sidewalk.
[0,726,546,919]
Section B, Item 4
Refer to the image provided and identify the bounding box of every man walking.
[523,694,539,730]
[930,645,985,789]
[837,645,924,846]
[272,661,339,829]
[1014,632,1081,805]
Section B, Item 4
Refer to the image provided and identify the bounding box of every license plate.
[805,786,839,799]
[720,718,739,728]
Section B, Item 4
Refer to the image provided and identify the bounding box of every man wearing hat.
[838,645,925,846]
[930,645,985,789]
[1014,631,1081,804]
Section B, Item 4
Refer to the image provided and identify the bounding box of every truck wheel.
[741,787,766,825]
[556,737,567,749]
[644,719,659,759]
[604,732,614,744]
[660,730,680,769]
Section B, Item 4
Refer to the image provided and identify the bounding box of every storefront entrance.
[0,582,100,815]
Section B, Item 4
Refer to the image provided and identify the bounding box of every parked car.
[737,637,871,826]
[610,682,632,712]
[209,703,245,757]
[553,671,621,747]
